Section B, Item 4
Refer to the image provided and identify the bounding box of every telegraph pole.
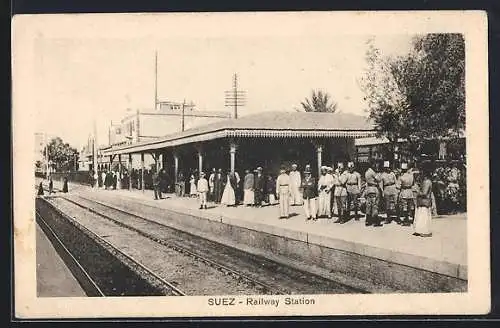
[225,73,246,119]
[181,99,186,132]
[93,119,98,189]
[154,51,158,110]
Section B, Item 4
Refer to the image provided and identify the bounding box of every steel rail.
[41,198,186,296]
[36,210,105,297]
[62,195,285,295]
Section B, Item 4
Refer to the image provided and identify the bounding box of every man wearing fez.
[398,162,415,226]
[289,163,303,206]
[254,167,265,207]
[301,165,317,220]
[364,160,382,227]
[276,167,291,218]
[380,161,398,224]
[346,161,362,220]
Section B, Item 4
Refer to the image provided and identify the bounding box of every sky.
[34,34,413,149]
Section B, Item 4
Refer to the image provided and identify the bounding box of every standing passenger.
[301,165,317,221]
[62,177,69,193]
[243,169,255,206]
[345,162,362,220]
[208,168,216,202]
[398,163,415,226]
[189,174,198,197]
[152,169,162,200]
[334,164,349,223]
[380,161,398,224]
[197,172,209,209]
[289,164,302,206]
[213,169,223,204]
[413,164,433,237]
[266,175,277,205]
[254,167,265,207]
[276,167,290,218]
[317,166,333,218]
[364,161,381,226]
[48,176,54,194]
[221,170,236,206]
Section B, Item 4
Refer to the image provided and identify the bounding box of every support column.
[117,154,122,189]
[195,144,203,174]
[174,152,179,184]
[316,144,323,175]
[229,142,237,173]
[128,153,132,190]
[141,152,145,192]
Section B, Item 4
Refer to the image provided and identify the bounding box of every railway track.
[36,211,105,297]
[52,194,367,295]
[36,197,186,296]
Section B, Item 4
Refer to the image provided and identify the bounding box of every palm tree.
[300,89,338,113]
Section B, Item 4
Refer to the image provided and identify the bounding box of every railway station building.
[101,111,375,187]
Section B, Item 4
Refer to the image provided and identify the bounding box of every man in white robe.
[289,164,302,206]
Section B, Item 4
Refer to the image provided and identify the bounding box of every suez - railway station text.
[208,297,316,307]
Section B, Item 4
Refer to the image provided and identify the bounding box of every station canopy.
[102,111,375,155]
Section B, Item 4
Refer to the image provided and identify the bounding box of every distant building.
[108,101,230,147]
[103,100,231,170]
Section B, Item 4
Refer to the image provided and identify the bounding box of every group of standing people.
[254,160,435,238]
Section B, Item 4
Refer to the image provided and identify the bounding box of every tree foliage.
[43,137,78,172]
[360,34,465,156]
[301,89,338,113]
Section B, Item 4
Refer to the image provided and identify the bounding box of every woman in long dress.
[243,169,255,206]
[221,171,236,206]
[413,165,433,237]
[189,174,197,197]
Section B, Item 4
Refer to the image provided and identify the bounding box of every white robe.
[289,170,302,205]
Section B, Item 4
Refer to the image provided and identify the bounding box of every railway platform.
[36,177,467,292]
[36,223,86,297]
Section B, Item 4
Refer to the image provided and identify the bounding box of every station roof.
[103,111,376,155]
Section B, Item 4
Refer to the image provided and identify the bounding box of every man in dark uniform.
[345,161,362,220]
[254,167,265,207]
[398,162,415,226]
[380,161,398,224]
[364,160,381,226]
[152,169,162,200]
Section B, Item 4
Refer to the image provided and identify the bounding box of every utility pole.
[225,73,246,119]
[181,99,186,132]
[154,50,158,110]
[93,119,98,189]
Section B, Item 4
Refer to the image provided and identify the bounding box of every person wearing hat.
[346,161,362,221]
[289,163,303,206]
[333,162,349,223]
[243,169,255,206]
[317,166,334,219]
[276,167,291,218]
[253,167,265,207]
[398,163,415,226]
[364,160,382,227]
[379,161,398,224]
[197,171,209,209]
[301,165,317,220]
